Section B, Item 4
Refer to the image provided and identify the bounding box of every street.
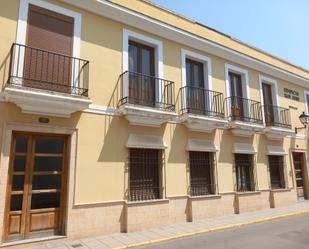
[139,214,309,249]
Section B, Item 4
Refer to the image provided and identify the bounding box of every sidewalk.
[22,201,309,249]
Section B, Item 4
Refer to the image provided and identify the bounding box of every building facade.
[0,0,309,246]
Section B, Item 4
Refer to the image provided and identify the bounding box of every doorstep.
[5,201,309,249]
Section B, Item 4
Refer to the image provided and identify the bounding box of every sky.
[151,0,309,70]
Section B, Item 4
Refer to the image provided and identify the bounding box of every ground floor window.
[235,154,254,192]
[129,148,162,201]
[268,155,285,189]
[189,151,215,196]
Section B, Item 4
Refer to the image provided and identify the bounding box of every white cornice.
[61,0,309,88]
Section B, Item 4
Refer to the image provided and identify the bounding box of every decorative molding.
[264,126,294,140]
[232,143,257,154]
[61,0,309,88]
[127,134,167,149]
[3,86,91,117]
[186,138,218,152]
[229,121,265,137]
[118,104,177,127]
[180,113,228,133]
[84,104,119,116]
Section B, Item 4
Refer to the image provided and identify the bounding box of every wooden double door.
[4,132,69,242]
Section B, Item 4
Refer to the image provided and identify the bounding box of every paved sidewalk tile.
[18,201,309,249]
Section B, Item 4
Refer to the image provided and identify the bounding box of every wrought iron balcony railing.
[7,43,89,97]
[180,86,224,118]
[225,96,263,125]
[118,71,175,111]
[263,105,291,129]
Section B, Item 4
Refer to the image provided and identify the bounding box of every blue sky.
[151,0,309,70]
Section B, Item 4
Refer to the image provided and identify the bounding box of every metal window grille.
[189,151,215,196]
[129,149,162,202]
[235,154,254,192]
[268,155,285,189]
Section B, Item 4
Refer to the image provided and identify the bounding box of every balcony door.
[229,72,244,120]
[262,83,275,126]
[4,133,68,242]
[128,41,155,107]
[23,4,74,92]
[185,59,205,114]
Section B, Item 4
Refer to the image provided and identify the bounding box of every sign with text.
[284,88,299,101]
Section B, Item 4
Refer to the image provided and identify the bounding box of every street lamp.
[295,112,309,133]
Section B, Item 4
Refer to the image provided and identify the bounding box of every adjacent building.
[0,0,308,246]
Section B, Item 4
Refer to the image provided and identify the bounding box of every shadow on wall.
[168,123,187,164]
[98,115,128,163]
[107,74,122,109]
[0,50,11,90]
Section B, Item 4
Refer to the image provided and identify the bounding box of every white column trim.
[304,90,309,115]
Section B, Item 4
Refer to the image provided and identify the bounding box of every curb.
[113,210,309,249]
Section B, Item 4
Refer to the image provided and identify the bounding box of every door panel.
[4,133,68,242]
[23,4,74,92]
[262,83,274,125]
[185,59,205,113]
[292,152,305,198]
[128,41,155,107]
[229,72,244,119]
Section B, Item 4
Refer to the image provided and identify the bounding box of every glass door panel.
[185,59,205,114]
[262,83,274,125]
[128,41,155,107]
[229,72,244,120]
[4,133,68,242]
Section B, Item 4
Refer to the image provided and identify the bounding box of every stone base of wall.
[188,194,235,221]
[235,191,270,214]
[125,200,170,233]
[67,201,125,239]
[270,189,297,208]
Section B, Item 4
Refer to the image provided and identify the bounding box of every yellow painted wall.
[0,0,308,205]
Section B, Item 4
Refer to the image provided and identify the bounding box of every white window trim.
[225,64,250,118]
[225,64,250,99]
[259,75,280,124]
[14,0,82,87]
[122,29,163,103]
[181,49,212,112]
[304,90,309,115]
[181,49,212,90]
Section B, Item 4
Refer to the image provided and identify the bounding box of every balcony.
[225,96,264,137]
[263,105,293,140]
[118,71,176,127]
[179,86,227,132]
[2,43,91,117]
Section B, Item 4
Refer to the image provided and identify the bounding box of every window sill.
[236,191,261,196]
[270,188,291,193]
[125,199,169,206]
[188,194,221,200]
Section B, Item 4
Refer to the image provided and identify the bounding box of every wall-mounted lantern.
[295,112,309,133]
